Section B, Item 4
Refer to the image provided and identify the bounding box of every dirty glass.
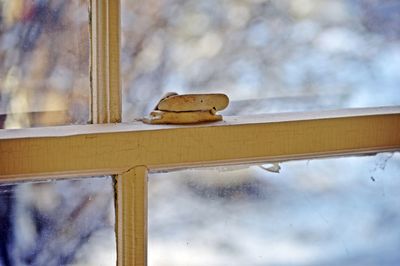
[0,0,90,129]
[148,152,400,265]
[0,176,116,266]
[121,0,400,120]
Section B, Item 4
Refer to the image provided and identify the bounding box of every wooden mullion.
[107,0,121,123]
[90,0,121,124]
[1,107,399,266]
[90,2,125,264]
[1,107,399,181]
[116,166,148,266]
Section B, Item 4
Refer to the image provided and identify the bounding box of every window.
[148,154,400,265]
[0,0,90,128]
[1,1,399,265]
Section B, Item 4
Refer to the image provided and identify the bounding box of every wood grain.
[1,107,399,181]
[157,93,229,112]
[116,166,147,266]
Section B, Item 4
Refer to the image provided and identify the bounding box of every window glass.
[122,0,400,120]
[0,0,89,129]
[0,176,116,266]
[149,152,400,265]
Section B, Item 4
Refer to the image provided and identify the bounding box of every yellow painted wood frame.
[90,0,121,124]
[1,107,400,180]
[116,166,148,266]
[90,1,125,264]
[1,107,400,265]
[1,0,400,264]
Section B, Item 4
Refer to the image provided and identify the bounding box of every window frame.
[0,1,400,265]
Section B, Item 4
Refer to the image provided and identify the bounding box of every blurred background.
[1,0,400,265]
[0,0,89,129]
[149,153,400,266]
[0,177,116,266]
[121,0,400,118]
[1,0,399,127]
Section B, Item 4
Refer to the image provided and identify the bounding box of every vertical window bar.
[90,1,129,265]
[116,166,148,266]
[90,0,121,124]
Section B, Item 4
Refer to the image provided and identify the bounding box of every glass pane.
[149,152,400,265]
[122,0,400,120]
[0,176,116,265]
[0,0,90,129]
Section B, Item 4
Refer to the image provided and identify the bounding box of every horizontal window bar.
[0,107,399,181]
